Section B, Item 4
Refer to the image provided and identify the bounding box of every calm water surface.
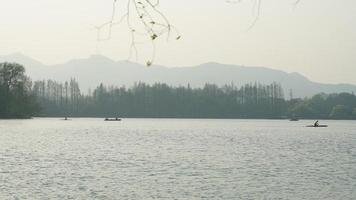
[0,118,355,199]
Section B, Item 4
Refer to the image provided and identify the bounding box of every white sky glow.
[0,0,355,84]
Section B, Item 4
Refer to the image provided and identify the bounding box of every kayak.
[306,125,328,127]
[104,118,122,121]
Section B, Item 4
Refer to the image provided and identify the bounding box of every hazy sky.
[0,0,355,84]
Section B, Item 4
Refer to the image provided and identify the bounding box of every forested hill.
[1,53,356,98]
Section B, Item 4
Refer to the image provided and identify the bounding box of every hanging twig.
[95,0,181,66]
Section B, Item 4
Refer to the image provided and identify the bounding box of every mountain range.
[1,53,355,98]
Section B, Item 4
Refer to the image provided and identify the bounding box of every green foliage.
[0,62,39,118]
[288,101,316,118]
[2,64,355,120]
[288,92,356,119]
[33,78,356,119]
[35,81,286,118]
[32,79,80,117]
[329,105,353,119]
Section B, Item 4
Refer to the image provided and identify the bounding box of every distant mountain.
[1,53,355,98]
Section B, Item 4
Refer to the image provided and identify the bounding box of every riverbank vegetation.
[33,80,286,118]
[33,79,356,120]
[1,62,355,119]
[289,93,356,119]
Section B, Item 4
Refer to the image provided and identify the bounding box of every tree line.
[289,93,356,119]
[33,79,356,119]
[1,62,356,119]
[33,80,287,118]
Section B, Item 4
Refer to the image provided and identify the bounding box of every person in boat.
[314,120,319,127]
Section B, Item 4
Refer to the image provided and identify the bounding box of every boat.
[306,125,328,127]
[289,115,299,121]
[104,118,122,121]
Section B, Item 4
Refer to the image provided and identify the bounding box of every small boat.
[104,118,122,121]
[289,115,299,121]
[306,125,328,128]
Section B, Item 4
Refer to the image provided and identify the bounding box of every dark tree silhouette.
[34,78,356,119]
[0,63,39,118]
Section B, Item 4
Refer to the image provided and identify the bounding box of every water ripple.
[0,118,355,199]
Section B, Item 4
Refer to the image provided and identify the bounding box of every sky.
[0,0,355,84]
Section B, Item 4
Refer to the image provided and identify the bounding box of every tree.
[288,101,316,119]
[0,62,39,118]
[329,105,352,119]
[0,62,26,91]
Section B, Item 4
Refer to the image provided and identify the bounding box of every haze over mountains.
[1,53,355,98]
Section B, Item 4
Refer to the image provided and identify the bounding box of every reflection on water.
[0,118,355,199]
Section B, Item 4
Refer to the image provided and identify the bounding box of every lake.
[0,118,355,199]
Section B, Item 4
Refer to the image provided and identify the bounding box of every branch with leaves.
[96,0,301,66]
[96,0,181,66]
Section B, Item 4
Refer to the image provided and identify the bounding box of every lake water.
[0,118,355,199]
